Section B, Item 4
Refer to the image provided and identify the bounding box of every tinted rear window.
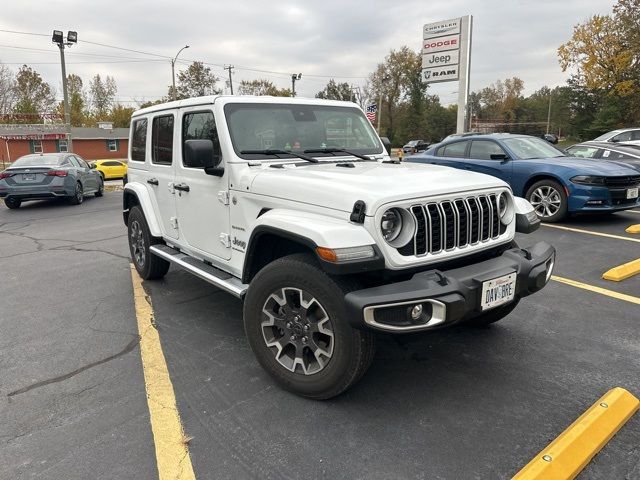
[152,115,174,165]
[131,118,148,162]
[11,155,61,167]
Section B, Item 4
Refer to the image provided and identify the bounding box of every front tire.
[243,254,376,399]
[127,206,170,280]
[526,179,567,222]
[4,197,21,209]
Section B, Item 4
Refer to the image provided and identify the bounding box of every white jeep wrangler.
[124,95,555,399]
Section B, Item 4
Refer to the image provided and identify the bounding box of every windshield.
[503,137,566,159]
[593,130,619,141]
[11,155,61,167]
[224,103,383,160]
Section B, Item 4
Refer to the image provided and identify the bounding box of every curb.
[602,258,640,282]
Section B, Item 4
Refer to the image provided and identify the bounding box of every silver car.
[0,153,103,209]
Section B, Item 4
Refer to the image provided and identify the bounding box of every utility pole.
[171,45,190,101]
[291,73,302,97]
[546,90,552,134]
[224,65,234,95]
[52,30,77,153]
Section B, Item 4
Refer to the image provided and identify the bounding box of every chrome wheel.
[75,183,83,204]
[261,287,334,375]
[529,186,562,218]
[130,220,146,267]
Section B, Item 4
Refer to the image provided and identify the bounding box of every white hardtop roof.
[133,95,361,117]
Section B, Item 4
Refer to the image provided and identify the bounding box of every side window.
[608,151,633,160]
[75,157,89,168]
[469,141,507,160]
[612,131,632,142]
[632,130,640,140]
[182,111,218,168]
[61,156,74,167]
[567,146,598,158]
[131,118,148,162]
[442,141,468,158]
[152,115,174,165]
[436,145,445,157]
[103,160,121,166]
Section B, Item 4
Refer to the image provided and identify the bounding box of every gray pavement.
[1,194,639,479]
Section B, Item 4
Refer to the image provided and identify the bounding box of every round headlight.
[381,208,403,242]
[498,192,515,225]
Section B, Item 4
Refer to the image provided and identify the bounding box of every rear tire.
[4,197,21,209]
[68,182,84,205]
[127,206,170,280]
[243,253,376,399]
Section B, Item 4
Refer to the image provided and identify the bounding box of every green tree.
[174,62,220,99]
[89,74,117,120]
[56,74,86,126]
[315,79,354,101]
[13,65,55,122]
[238,79,291,96]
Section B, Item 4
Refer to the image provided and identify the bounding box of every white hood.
[248,161,508,215]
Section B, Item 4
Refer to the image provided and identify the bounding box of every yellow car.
[92,160,128,180]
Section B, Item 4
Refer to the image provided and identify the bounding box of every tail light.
[46,170,68,177]
[0,172,13,179]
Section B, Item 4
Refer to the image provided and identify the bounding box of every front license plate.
[23,173,36,181]
[627,187,639,199]
[480,272,517,311]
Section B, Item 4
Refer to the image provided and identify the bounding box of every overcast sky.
[1,0,612,108]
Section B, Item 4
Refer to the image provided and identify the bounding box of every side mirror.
[380,137,392,155]
[610,138,620,143]
[184,139,224,176]
[490,153,509,161]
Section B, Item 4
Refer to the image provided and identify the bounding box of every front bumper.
[345,241,555,333]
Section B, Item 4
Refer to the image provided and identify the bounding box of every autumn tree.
[238,79,291,96]
[476,77,524,121]
[109,103,136,128]
[12,65,55,122]
[89,74,117,120]
[56,74,86,126]
[173,62,220,99]
[315,79,354,101]
[366,46,424,142]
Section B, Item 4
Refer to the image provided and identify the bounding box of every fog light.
[545,255,555,283]
[410,304,423,320]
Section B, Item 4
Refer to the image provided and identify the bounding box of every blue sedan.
[406,134,640,222]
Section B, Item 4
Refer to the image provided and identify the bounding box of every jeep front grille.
[397,194,507,257]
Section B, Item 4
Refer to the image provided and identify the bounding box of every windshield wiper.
[303,148,374,162]
[240,149,318,163]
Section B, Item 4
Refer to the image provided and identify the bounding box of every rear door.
[467,140,513,183]
[73,156,97,191]
[174,107,231,260]
[429,140,470,169]
[149,113,179,239]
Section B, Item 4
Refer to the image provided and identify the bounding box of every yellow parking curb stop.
[626,224,640,234]
[513,387,639,480]
[602,258,640,282]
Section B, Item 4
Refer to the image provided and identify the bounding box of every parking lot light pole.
[291,73,302,97]
[52,30,77,153]
[171,45,190,101]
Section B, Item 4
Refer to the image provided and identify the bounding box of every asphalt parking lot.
[1,191,638,479]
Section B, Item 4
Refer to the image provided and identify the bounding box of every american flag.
[365,104,377,123]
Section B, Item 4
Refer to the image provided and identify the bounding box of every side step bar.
[150,244,248,298]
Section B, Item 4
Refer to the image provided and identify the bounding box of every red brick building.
[0,124,129,167]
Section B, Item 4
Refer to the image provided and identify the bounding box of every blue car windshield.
[503,137,566,160]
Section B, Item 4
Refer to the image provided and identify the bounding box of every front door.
[148,113,179,239]
[174,107,231,260]
[467,140,513,183]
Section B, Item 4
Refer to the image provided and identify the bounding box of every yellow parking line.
[542,224,640,243]
[603,258,640,282]
[626,224,640,234]
[130,266,196,480]
[551,275,640,305]
[513,387,639,480]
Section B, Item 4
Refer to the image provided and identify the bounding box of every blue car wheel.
[525,179,568,222]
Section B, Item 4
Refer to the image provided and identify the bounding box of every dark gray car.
[0,153,103,209]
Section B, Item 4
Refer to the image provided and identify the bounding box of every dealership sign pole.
[422,15,473,134]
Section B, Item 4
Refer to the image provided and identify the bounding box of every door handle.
[174,183,190,192]
[147,178,159,185]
